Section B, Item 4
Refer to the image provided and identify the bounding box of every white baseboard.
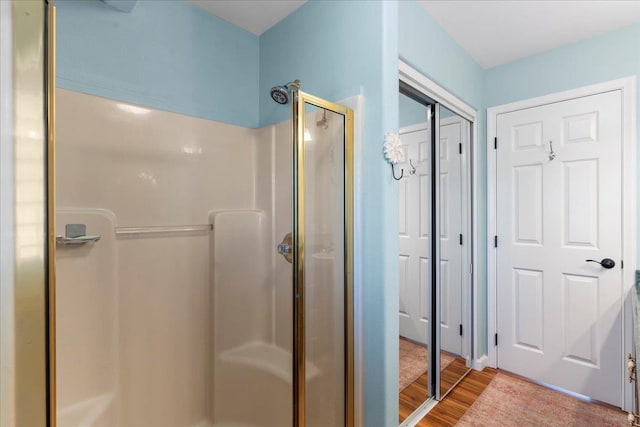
[472,355,488,371]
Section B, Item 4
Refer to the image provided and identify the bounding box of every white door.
[439,119,463,356]
[495,90,623,405]
[399,127,431,344]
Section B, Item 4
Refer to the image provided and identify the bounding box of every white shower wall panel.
[56,89,271,427]
[56,89,257,226]
[117,233,211,426]
[55,209,118,427]
[255,121,293,352]
[210,210,270,353]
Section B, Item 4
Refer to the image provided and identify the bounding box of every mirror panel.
[397,91,475,423]
[438,105,471,398]
[398,91,432,423]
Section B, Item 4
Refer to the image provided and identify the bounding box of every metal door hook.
[391,163,404,180]
[408,159,417,175]
[391,159,416,181]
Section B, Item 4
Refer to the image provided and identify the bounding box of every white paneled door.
[439,119,463,356]
[495,90,623,405]
[399,128,431,345]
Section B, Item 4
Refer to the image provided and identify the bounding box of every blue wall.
[260,2,399,425]
[485,24,640,109]
[398,0,489,354]
[398,2,484,108]
[56,0,259,128]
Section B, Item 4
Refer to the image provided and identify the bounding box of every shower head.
[270,86,289,104]
[270,80,301,105]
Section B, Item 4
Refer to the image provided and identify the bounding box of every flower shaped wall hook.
[384,132,405,180]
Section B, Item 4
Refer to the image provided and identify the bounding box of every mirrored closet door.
[398,92,433,424]
[437,106,472,398]
[398,85,474,425]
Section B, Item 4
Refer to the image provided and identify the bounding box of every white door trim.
[486,76,637,410]
[399,59,482,370]
[400,122,429,135]
[399,60,476,122]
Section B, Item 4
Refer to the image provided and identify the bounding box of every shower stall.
[5,2,354,426]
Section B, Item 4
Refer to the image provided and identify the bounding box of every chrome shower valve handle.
[277,232,293,264]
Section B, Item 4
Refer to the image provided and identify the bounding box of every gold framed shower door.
[8,0,56,426]
[293,90,355,427]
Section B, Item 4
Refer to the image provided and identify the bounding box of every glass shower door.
[294,92,354,427]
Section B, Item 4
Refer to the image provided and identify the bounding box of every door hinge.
[459,142,462,154]
[494,235,498,248]
[495,333,498,346]
[459,234,463,245]
[459,324,463,336]
[621,260,624,269]
[494,137,497,150]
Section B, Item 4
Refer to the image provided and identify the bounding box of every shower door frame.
[3,1,56,426]
[292,89,355,427]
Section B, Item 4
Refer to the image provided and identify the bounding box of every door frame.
[486,76,637,410]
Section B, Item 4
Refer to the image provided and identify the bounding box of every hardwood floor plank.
[439,358,469,396]
[399,367,498,426]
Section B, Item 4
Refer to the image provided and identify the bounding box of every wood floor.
[399,365,498,426]
[439,357,470,397]
[399,357,471,423]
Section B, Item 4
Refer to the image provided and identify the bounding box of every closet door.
[495,90,623,406]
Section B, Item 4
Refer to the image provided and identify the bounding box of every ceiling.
[187,0,306,35]
[418,1,640,69]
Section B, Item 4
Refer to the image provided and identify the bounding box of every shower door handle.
[278,232,293,264]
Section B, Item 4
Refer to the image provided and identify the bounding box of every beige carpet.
[457,371,627,426]
[399,337,456,391]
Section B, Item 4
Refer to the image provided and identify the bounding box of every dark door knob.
[586,258,616,269]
